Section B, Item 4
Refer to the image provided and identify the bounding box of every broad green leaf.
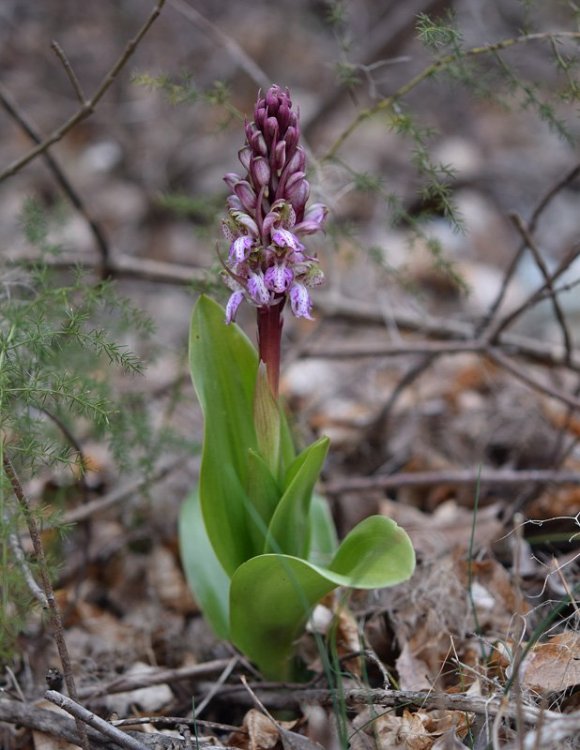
[179,489,230,639]
[265,437,330,556]
[230,515,415,679]
[278,399,296,474]
[253,363,281,478]
[308,493,338,566]
[246,448,281,553]
[189,295,258,575]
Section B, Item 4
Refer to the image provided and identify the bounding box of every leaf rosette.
[179,296,415,680]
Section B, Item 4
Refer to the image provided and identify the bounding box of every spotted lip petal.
[289,282,313,320]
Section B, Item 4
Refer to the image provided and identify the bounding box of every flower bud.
[250,156,271,188]
[249,130,267,156]
[234,180,257,212]
[264,117,279,147]
[223,172,242,191]
[265,88,280,114]
[238,146,252,172]
[285,147,306,175]
[286,178,310,210]
[274,141,286,171]
[277,102,290,132]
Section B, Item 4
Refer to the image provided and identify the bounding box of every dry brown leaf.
[458,557,529,631]
[373,709,432,750]
[148,545,198,614]
[229,709,307,750]
[380,499,503,558]
[396,642,432,691]
[229,709,280,750]
[520,631,580,693]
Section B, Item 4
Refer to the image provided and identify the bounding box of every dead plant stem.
[2,455,89,750]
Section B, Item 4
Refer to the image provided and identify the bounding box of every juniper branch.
[324,31,580,160]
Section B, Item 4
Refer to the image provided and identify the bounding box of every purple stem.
[257,301,284,397]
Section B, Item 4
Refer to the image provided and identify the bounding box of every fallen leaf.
[380,499,503,559]
[149,545,198,614]
[520,631,580,693]
[396,642,432,691]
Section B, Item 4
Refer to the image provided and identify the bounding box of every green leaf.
[179,489,230,639]
[265,437,330,557]
[308,493,338,566]
[189,295,258,575]
[230,515,415,679]
[253,363,281,478]
[246,448,281,552]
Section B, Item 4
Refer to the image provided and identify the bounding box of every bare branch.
[477,161,580,337]
[0,0,166,183]
[0,84,111,270]
[324,32,580,161]
[51,40,86,105]
[45,690,149,750]
[2,455,89,750]
[323,466,580,496]
[509,212,573,364]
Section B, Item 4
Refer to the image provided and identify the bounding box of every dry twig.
[2,456,89,750]
[0,0,166,184]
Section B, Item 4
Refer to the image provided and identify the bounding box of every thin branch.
[45,690,149,750]
[482,237,579,342]
[487,348,580,411]
[168,0,270,90]
[315,293,580,372]
[509,212,573,365]
[77,656,230,699]
[0,0,166,184]
[0,698,189,749]
[194,656,239,718]
[477,161,580,338]
[211,683,569,728]
[12,251,207,286]
[322,467,580,496]
[59,454,189,528]
[51,40,86,105]
[324,32,580,160]
[303,0,451,140]
[2,455,89,750]
[2,513,48,607]
[0,84,111,271]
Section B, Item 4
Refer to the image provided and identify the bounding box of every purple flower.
[221,85,327,323]
[265,263,293,293]
[230,236,254,263]
[272,228,301,251]
[247,271,271,306]
[289,283,313,320]
[225,290,244,324]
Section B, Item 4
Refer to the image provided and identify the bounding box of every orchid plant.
[179,85,415,680]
